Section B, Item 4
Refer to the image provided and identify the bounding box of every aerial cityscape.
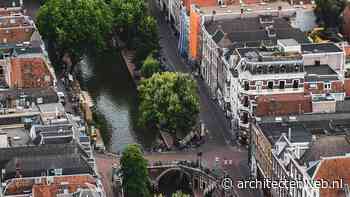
[0,0,349,197]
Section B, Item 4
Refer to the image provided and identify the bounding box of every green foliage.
[135,16,160,64]
[138,72,200,135]
[172,191,191,197]
[314,0,347,29]
[141,54,161,78]
[36,0,113,66]
[110,0,146,29]
[120,144,151,197]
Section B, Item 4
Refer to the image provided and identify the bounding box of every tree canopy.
[138,72,200,135]
[120,144,151,197]
[314,0,347,29]
[141,54,161,78]
[37,0,113,67]
[110,0,146,30]
[172,191,191,197]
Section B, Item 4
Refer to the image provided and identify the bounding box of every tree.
[110,0,146,41]
[172,191,190,197]
[36,0,113,70]
[138,72,200,135]
[135,16,160,63]
[120,144,151,197]
[141,54,161,78]
[314,0,347,29]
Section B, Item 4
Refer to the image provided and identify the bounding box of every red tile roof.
[314,156,350,197]
[10,57,54,88]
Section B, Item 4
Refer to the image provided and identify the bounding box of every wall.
[189,6,201,61]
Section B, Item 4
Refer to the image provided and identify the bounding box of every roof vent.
[266,25,276,38]
[275,117,282,122]
[289,116,297,121]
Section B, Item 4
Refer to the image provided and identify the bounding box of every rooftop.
[256,114,350,144]
[205,16,308,48]
[0,142,92,180]
[0,126,32,147]
[5,174,99,197]
[0,0,21,8]
[304,64,339,82]
[300,135,350,165]
[237,47,303,62]
[198,1,294,16]
[313,156,350,197]
[301,43,343,54]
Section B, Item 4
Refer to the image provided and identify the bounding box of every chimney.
[15,161,22,178]
[288,128,291,141]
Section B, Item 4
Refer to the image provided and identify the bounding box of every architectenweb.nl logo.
[221,178,344,191]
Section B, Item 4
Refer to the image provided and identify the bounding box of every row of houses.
[0,2,104,197]
[160,0,350,196]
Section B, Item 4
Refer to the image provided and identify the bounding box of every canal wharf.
[120,49,140,85]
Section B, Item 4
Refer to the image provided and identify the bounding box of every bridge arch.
[155,167,192,184]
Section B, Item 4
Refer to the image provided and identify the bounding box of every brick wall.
[345,79,350,97]
[304,81,344,95]
[256,93,312,116]
[0,27,34,43]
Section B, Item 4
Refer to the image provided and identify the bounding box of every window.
[293,80,299,89]
[280,65,286,73]
[324,82,331,90]
[256,81,262,91]
[310,83,317,89]
[279,81,285,89]
[10,19,15,24]
[315,60,320,66]
[268,81,274,89]
[3,38,6,43]
[244,81,249,91]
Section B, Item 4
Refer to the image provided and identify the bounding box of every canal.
[78,50,155,152]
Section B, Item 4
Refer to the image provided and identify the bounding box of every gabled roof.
[313,156,350,197]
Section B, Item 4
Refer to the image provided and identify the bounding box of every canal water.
[78,50,155,152]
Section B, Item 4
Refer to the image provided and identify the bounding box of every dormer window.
[295,65,300,72]
[266,25,276,38]
[244,81,249,91]
[280,65,286,73]
[257,66,263,74]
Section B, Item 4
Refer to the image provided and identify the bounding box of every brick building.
[10,57,54,88]
[250,114,350,197]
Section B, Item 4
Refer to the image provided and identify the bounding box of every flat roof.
[278,38,300,47]
[256,113,350,144]
[38,103,65,114]
[0,127,32,147]
[237,47,303,62]
[198,1,294,15]
[205,16,308,48]
[301,43,343,54]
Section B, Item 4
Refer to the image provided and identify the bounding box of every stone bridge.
[147,161,223,197]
